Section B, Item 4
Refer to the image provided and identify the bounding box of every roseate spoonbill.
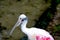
[9,14,54,40]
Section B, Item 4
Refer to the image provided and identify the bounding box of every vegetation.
[53,24,60,35]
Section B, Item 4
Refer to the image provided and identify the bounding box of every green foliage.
[47,12,52,18]
[0,0,4,1]
[57,0,60,4]
[54,24,60,31]
[39,12,53,29]
[53,24,60,35]
[0,11,4,18]
[20,36,28,40]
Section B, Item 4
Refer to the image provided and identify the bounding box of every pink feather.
[36,35,50,40]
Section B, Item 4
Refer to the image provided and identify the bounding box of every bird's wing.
[28,28,54,40]
[29,34,51,40]
[36,35,51,40]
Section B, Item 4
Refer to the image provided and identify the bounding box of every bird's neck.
[20,21,29,34]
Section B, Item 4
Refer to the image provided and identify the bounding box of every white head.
[19,14,28,25]
[19,14,27,19]
[9,14,28,35]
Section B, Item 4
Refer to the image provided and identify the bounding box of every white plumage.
[9,14,54,40]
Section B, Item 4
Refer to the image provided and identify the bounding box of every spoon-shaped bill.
[9,19,21,35]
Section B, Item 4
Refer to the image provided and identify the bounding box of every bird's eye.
[21,18,27,21]
[22,19,24,21]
